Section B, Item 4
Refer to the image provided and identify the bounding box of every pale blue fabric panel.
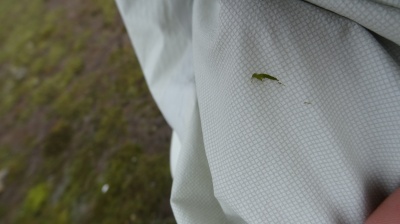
[118,0,400,223]
[305,0,400,45]
[193,0,400,223]
[115,0,196,142]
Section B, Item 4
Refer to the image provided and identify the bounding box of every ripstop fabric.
[116,0,400,223]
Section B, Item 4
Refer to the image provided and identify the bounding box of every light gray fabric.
[116,0,196,141]
[117,0,400,223]
[305,0,400,45]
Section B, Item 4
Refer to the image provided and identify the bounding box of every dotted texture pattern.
[117,0,400,223]
[192,0,400,223]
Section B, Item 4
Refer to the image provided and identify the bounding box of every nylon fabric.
[117,0,400,223]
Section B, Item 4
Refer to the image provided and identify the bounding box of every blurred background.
[0,0,175,223]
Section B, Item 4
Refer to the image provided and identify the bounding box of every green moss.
[43,121,73,157]
[47,43,67,69]
[56,209,69,224]
[72,31,91,52]
[52,93,94,121]
[30,57,47,74]
[31,65,79,108]
[0,0,174,222]
[93,0,118,26]
[0,204,5,219]
[0,0,45,64]
[64,56,84,75]
[0,79,17,115]
[94,108,127,145]
[86,143,173,223]
[39,11,59,40]
[21,183,51,215]
[31,74,64,105]
[0,146,28,184]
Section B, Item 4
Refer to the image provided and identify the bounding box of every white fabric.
[116,0,400,223]
[170,131,181,178]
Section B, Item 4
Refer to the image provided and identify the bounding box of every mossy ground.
[0,0,174,223]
